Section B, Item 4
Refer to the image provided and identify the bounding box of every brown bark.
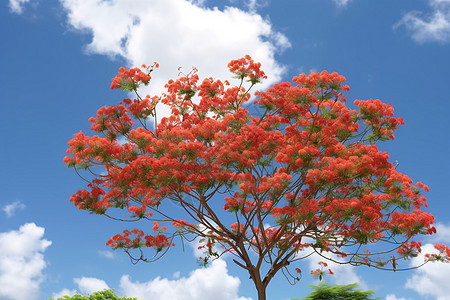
[250,270,267,300]
[256,285,266,300]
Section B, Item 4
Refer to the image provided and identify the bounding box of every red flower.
[152,221,160,231]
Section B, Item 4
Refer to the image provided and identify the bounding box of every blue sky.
[1,0,450,299]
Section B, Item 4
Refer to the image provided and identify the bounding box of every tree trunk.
[249,268,267,300]
[252,273,267,300]
[256,285,266,300]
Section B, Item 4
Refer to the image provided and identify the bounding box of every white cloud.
[404,243,450,300]
[51,277,109,299]
[433,0,450,7]
[60,0,290,121]
[395,0,450,43]
[8,0,31,14]
[332,0,352,7]
[430,223,450,242]
[188,0,207,7]
[0,223,52,300]
[2,200,26,217]
[246,0,268,12]
[74,277,110,295]
[402,224,450,300]
[98,250,116,259]
[51,288,77,300]
[385,295,410,300]
[53,260,250,299]
[119,259,252,300]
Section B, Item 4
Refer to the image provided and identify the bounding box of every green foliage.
[293,283,382,300]
[49,289,137,300]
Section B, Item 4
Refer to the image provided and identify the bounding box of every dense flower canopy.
[64,55,449,300]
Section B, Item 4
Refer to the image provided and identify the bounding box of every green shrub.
[49,289,136,300]
[293,283,382,300]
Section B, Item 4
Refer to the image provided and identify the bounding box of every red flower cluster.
[172,219,192,229]
[223,193,255,213]
[310,261,334,280]
[354,99,405,140]
[111,63,158,91]
[390,210,435,234]
[230,222,246,234]
[228,54,267,84]
[89,105,134,139]
[106,228,170,252]
[65,55,449,289]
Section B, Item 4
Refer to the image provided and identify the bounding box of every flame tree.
[64,56,449,300]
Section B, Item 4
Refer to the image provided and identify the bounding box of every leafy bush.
[49,289,136,300]
[294,283,382,300]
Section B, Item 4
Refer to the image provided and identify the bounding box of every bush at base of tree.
[49,289,136,300]
[294,283,382,300]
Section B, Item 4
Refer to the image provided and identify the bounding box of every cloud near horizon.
[119,259,251,300]
[52,259,251,300]
[51,277,110,299]
[0,223,52,300]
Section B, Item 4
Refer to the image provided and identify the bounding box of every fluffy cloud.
[51,277,110,299]
[60,0,290,120]
[74,277,110,295]
[395,0,450,43]
[2,200,26,217]
[60,0,290,78]
[8,0,31,14]
[404,244,450,300]
[0,223,52,300]
[403,223,450,300]
[430,223,450,242]
[52,259,250,300]
[51,288,77,300]
[119,259,252,300]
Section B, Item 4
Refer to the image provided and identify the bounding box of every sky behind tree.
[1,1,450,300]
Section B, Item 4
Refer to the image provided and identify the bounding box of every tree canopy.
[64,55,450,300]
